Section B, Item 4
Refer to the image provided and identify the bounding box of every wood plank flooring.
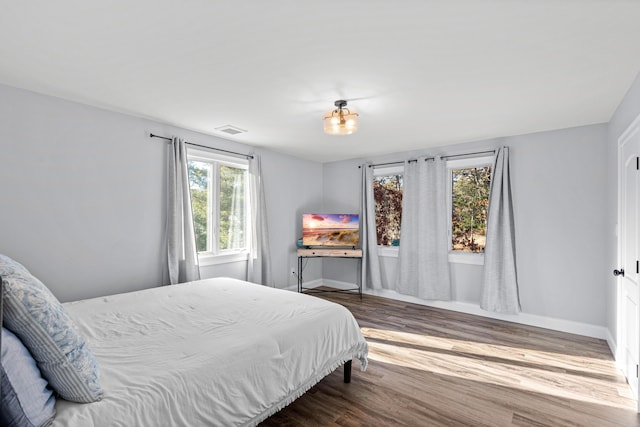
[260,290,640,427]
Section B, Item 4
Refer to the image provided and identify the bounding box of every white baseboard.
[315,280,611,341]
[281,279,324,292]
[299,279,325,290]
[316,279,359,291]
[605,329,619,367]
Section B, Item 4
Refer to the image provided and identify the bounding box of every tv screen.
[302,213,360,248]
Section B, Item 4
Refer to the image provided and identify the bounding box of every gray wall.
[0,84,322,302]
[606,71,640,343]
[322,124,609,327]
[2,75,633,334]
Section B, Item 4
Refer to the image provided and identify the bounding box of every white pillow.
[1,254,103,403]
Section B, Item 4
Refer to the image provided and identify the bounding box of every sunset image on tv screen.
[302,214,360,247]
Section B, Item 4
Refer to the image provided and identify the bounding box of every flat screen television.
[302,213,360,248]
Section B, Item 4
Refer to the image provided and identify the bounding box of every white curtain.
[246,155,273,286]
[481,147,520,313]
[166,137,200,284]
[397,157,451,300]
[361,163,383,290]
[227,171,244,250]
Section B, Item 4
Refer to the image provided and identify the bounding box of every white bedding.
[53,277,368,426]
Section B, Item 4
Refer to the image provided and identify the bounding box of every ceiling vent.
[215,125,247,136]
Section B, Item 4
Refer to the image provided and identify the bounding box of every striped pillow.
[0,254,103,403]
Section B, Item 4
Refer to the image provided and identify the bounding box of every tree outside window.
[188,160,210,252]
[450,165,491,252]
[187,152,248,255]
[219,165,246,250]
[373,173,403,246]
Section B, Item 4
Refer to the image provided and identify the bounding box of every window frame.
[373,165,404,258]
[187,148,250,266]
[446,155,493,265]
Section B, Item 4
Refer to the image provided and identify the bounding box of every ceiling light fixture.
[323,100,359,135]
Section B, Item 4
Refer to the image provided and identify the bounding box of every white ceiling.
[2,1,640,162]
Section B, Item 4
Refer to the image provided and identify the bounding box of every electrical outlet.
[290,267,297,276]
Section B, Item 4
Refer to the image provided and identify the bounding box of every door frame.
[617,111,640,411]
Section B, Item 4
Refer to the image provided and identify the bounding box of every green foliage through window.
[188,158,247,254]
[373,174,403,246]
[188,160,210,252]
[219,165,245,250]
[451,166,491,252]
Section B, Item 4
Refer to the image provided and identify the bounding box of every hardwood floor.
[260,290,640,427]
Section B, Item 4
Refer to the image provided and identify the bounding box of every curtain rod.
[149,133,254,159]
[359,149,496,168]
[443,149,495,160]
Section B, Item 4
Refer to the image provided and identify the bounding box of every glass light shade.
[323,109,359,135]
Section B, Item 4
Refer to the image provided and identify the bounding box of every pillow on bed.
[0,254,103,403]
[1,327,56,427]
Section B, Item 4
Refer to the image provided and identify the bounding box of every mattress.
[53,277,368,426]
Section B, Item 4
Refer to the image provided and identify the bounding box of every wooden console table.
[297,248,363,297]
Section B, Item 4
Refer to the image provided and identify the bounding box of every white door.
[618,115,640,405]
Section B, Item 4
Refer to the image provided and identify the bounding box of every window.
[373,166,404,247]
[187,149,249,262]
[447,156,492,263]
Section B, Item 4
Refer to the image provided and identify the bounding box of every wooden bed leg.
[343,360,352,383]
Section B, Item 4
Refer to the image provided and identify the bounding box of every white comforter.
[53,277,368,426]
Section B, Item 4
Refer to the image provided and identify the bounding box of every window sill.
[375,247,485,264]
[377,246,399,258]
[448,252,484,265]
[198,251,249,267]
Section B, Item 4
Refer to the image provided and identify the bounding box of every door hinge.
[637,260,639,274]
[637,157,639,170]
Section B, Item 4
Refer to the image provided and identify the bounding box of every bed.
[0,255,368,427]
